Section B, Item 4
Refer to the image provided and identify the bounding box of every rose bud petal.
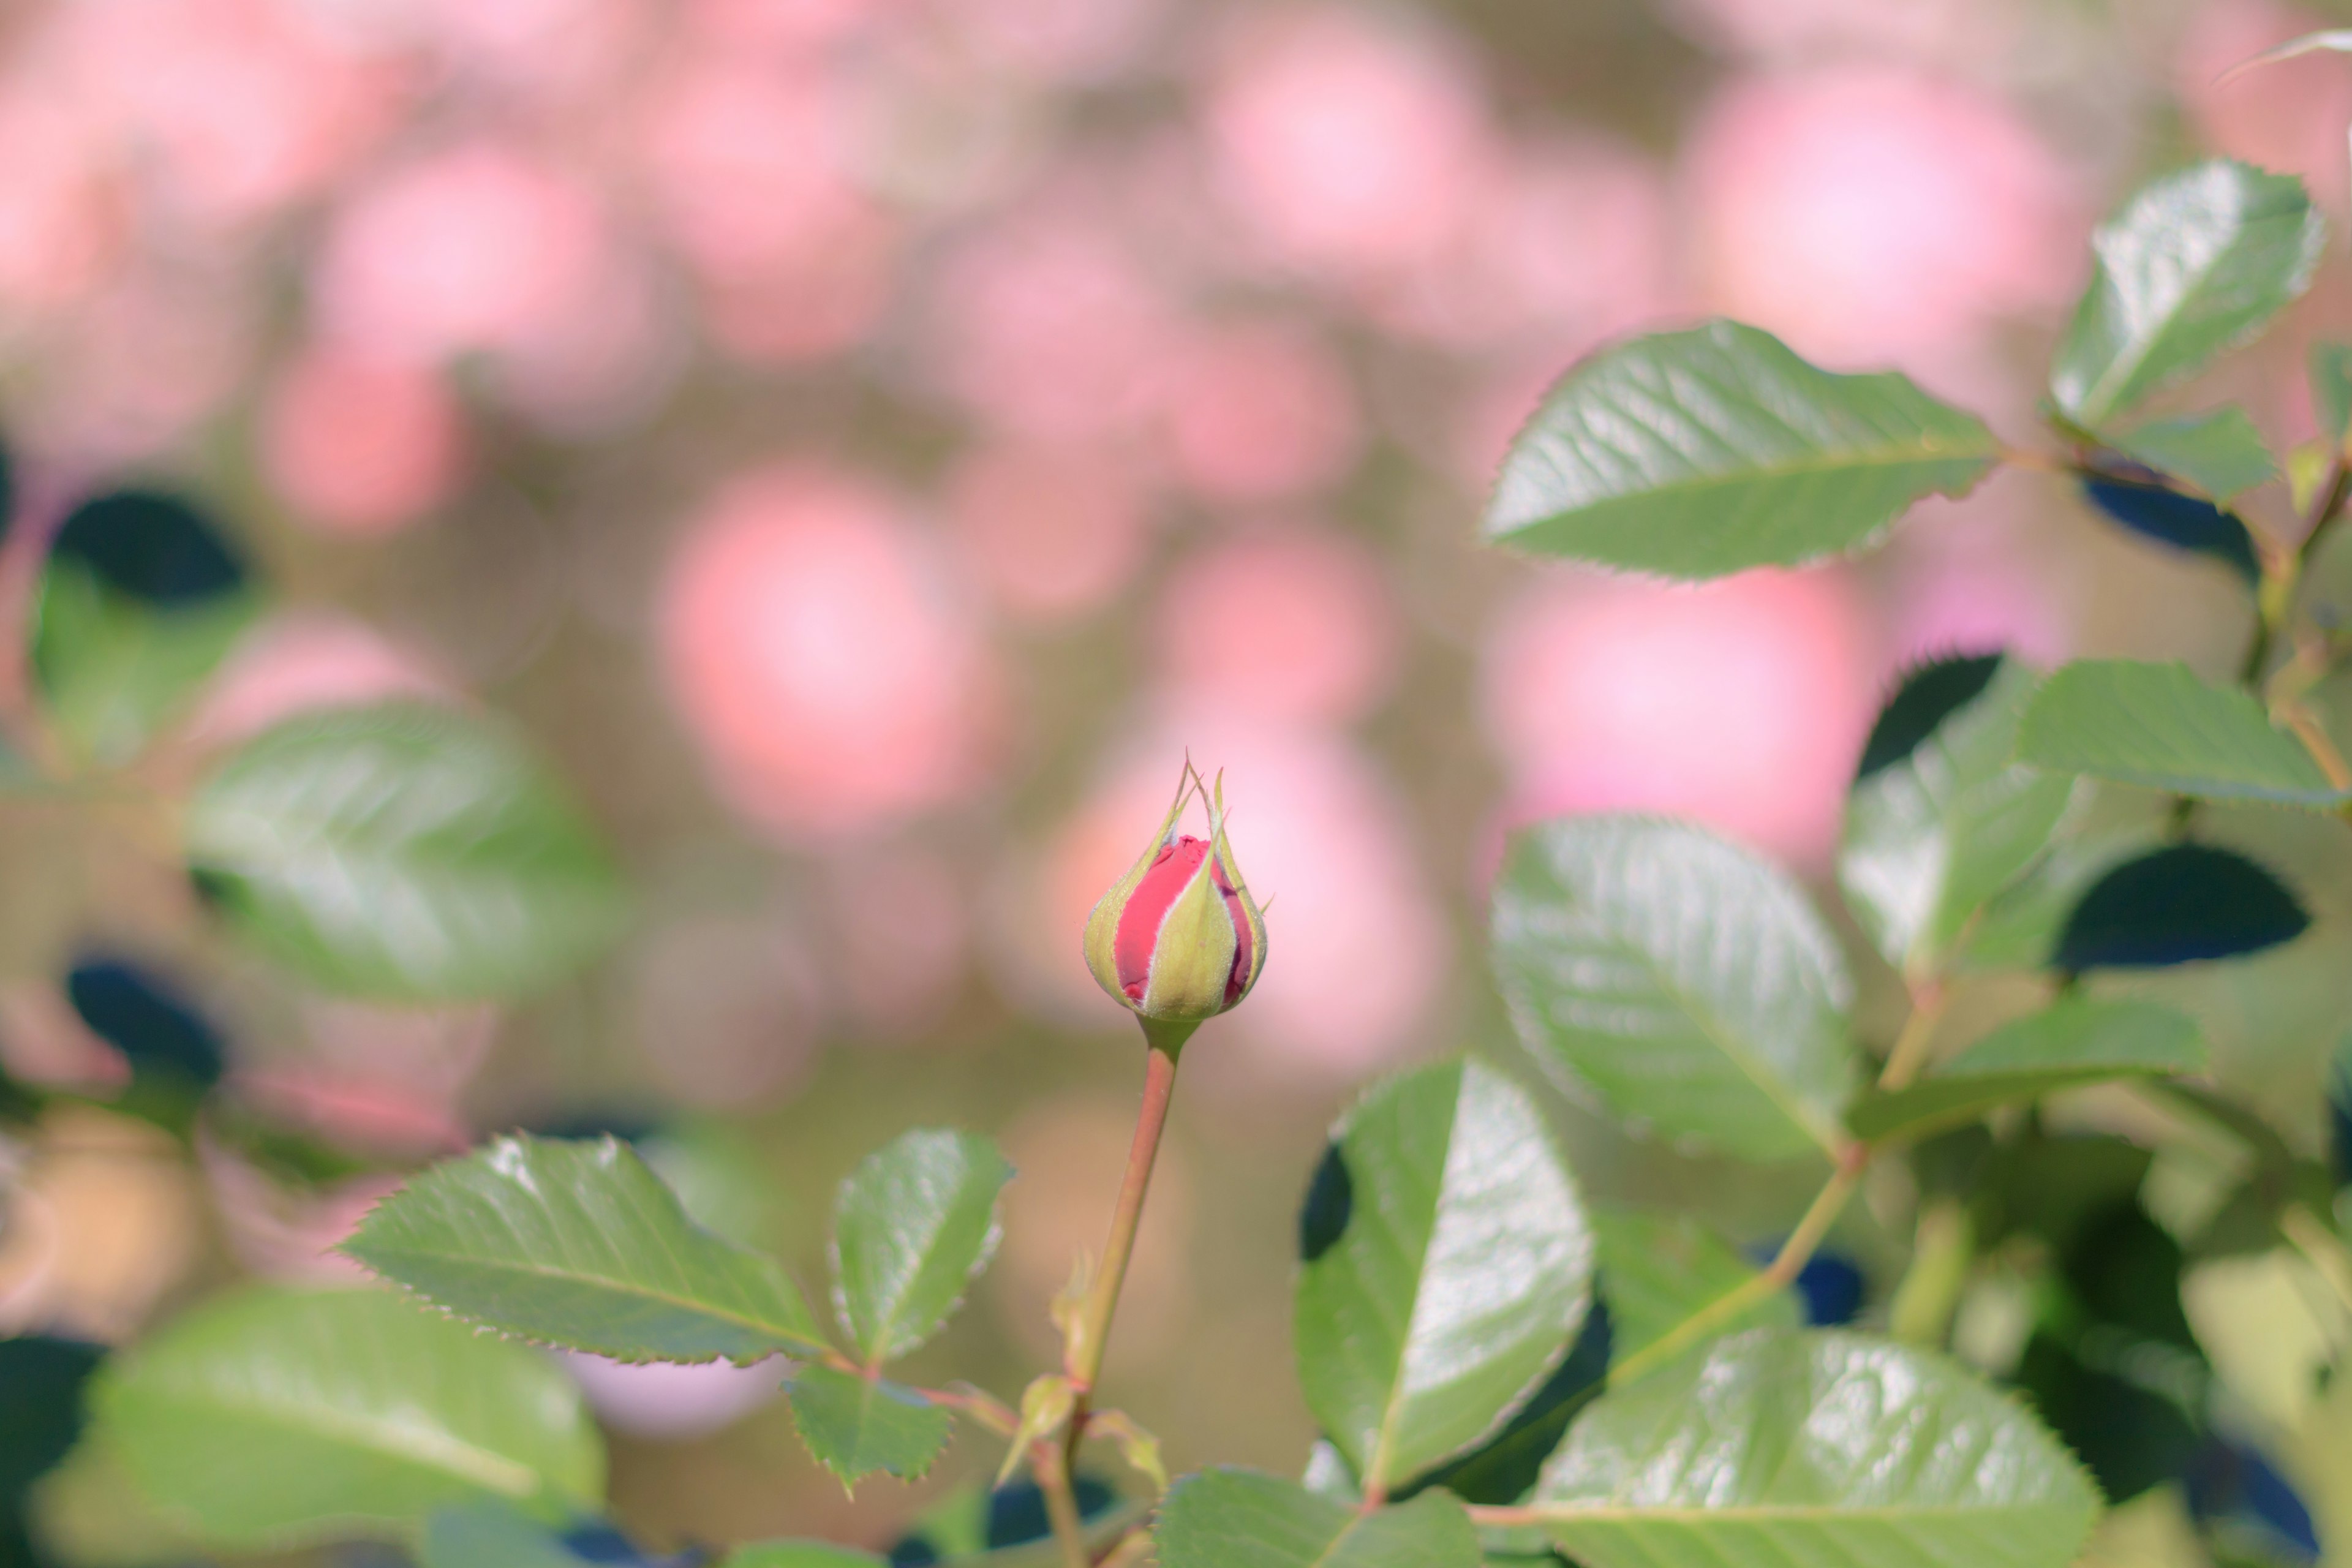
[1083,764,1268,1027]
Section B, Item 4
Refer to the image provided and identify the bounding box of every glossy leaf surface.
[2109,409,2277,502]
[1841,655,2075,973]
[1534,1329,2100,1568]
[832,1129,1012,1365]
[1493,816,1855,1160]
[2018,660,2346,807]
[1485,321,1996,577]
[1295,1058,1593,1491]
[186,702,627,1000]
[92,1287,601,1550]
[344,1134,829,1363]
[1848,997,2206,1142]
[2052,160,2323,426]
[785,1365,954,1487]
[1155,1469,1481,1568]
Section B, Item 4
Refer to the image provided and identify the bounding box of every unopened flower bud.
[1083,764,1267,1027]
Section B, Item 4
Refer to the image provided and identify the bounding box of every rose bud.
[1084,764,1268,1029]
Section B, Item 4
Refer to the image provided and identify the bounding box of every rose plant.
[10,85,2352,1568]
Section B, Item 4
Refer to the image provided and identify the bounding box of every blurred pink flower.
[687,0,892,52]
[659,464,1001,840]
[2180,1,2352,207]
[31,273,254,463]
[0,97,119,312]
[1372,135,1677,354]
[565,1353,783,1438]
[1482,568,1878,867]
[314,142,614,365]
[260,348,467,535]
[1009,717,1447,1079]
[90,0,404,227]
[1152,525,1396,726]
[638,56,875,285]
[697,210,898,366]
[486,244,683,431]
[940,0,1169,85]
[1199,6,1499,281]
[1157,320,1361,503]
[190,612,451,746]
[411,0,644,97]
[943,440,1155,625]
[1683,66,2081,368]
[925,213,1180,440]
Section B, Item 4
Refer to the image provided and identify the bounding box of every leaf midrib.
[1616,933,1842,1159]
[350,1238,819,1355]
[1507,443,1991,526]
[144,1379,546,1499]
[2073,203,2278,421]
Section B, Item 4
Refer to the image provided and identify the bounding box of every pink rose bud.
[1084,764,1268,1026]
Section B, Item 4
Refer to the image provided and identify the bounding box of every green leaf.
[2051,842,2309,971]
[185,702,628,1000]
[831,1129,1013,1365]
[89,1286,602,1551]
[1532,1328,2100,1568]
[1295,1059,1593,1491]
[1591,1208,1800,1363]
[2052,160,2324,427]
[1492,816,1856,1161]
[2110,409,2278,502]
[1155,1469,1482,1568]
[723,1545,888,1567]
[32,491,257,767]
[2313,343,2352,449]
[342,1133,830,1363]
[1848,997,2206,1143]
[785,1365,954,1487]
[1484,320,1998,578]
[1842,655,2076,973]
[1953,834,2147,973]
[2018,659,2346,807]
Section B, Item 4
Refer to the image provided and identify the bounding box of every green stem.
[1888,1198,1974,1348]
[1033,1441,1091,1568]
[1056,1016,1192,1531]
[1065,1021,1189,1394]
[1605,1141,1868,1390]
